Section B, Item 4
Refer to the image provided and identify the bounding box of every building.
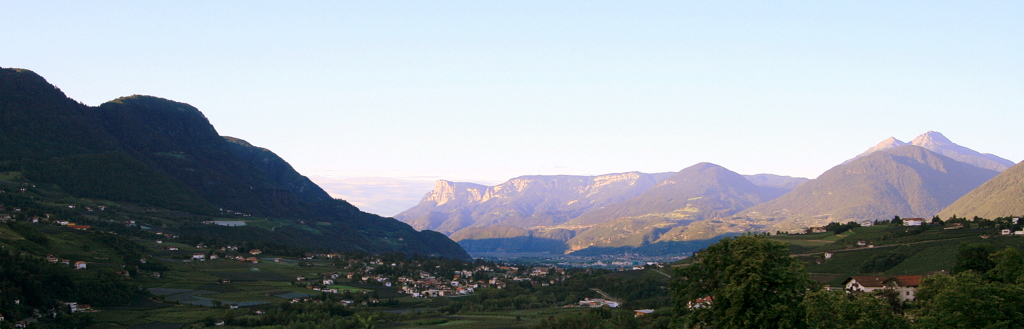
[579,298,620,308]
[860,220,874,227]
[843,275,922,301]
[74,261,87,270]
[687,296,713,309]
[903,218,925,226]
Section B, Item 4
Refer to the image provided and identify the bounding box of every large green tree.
[671,234,813,329]
[802,290,908,329]
[952,243,996,274]
[986,247,1024,284]
[912,271,1024,328]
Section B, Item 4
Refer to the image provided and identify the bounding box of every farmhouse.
[903,218,925,226]
[843,275,922,301]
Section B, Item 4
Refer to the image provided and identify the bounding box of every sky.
[2,2,1022,216]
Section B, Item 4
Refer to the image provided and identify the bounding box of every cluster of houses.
[286,256,573,300]
[45,254,87,270]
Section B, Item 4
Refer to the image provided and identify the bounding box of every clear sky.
[3,1,1022,187]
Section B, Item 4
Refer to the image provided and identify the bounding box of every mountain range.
[397,132,1018,255]
[0,67,469,260]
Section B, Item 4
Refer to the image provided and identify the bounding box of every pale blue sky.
[3,1,1022,187]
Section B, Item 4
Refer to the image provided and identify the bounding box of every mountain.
[224,136,333,204]
[938,160,1024,220]
[568,163,787,226]
[0,67,469,259]
[560,163,788,252]
[743,174,810,190]
[396,164,803,255]
[851,131,1014,172]
[739,145,1000,232]
[395,172,673,236]
[849,137,908,160]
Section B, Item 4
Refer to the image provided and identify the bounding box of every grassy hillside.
[939,160,1024,219]
[765,220,1024,286]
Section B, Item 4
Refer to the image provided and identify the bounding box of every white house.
[903,218,925,226]
[844,275,922,302]
[860,220,874,227]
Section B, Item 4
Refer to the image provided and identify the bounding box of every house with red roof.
[843,275,922,301]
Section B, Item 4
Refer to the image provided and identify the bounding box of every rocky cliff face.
[395,172,669,236]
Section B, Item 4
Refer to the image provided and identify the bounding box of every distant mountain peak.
[880,136,907,146]
[850,131,1014,172]
[910,131,954,147]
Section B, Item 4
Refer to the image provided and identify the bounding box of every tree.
[913,271,1024,328]
[671,234,813,329]
[952,243,996,274]
[986,247,1024,284]
[803,290,908,329]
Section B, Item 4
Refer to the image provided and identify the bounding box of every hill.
[938,160,1024,219]
[0,67,469,260]
[739,145,999,233]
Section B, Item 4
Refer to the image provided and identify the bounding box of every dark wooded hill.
[0,67,468,259]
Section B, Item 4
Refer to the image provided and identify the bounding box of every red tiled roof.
[893,275,921,287]
[844,275,923,288]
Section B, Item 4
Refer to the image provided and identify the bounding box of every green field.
[770,223,1024,285]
